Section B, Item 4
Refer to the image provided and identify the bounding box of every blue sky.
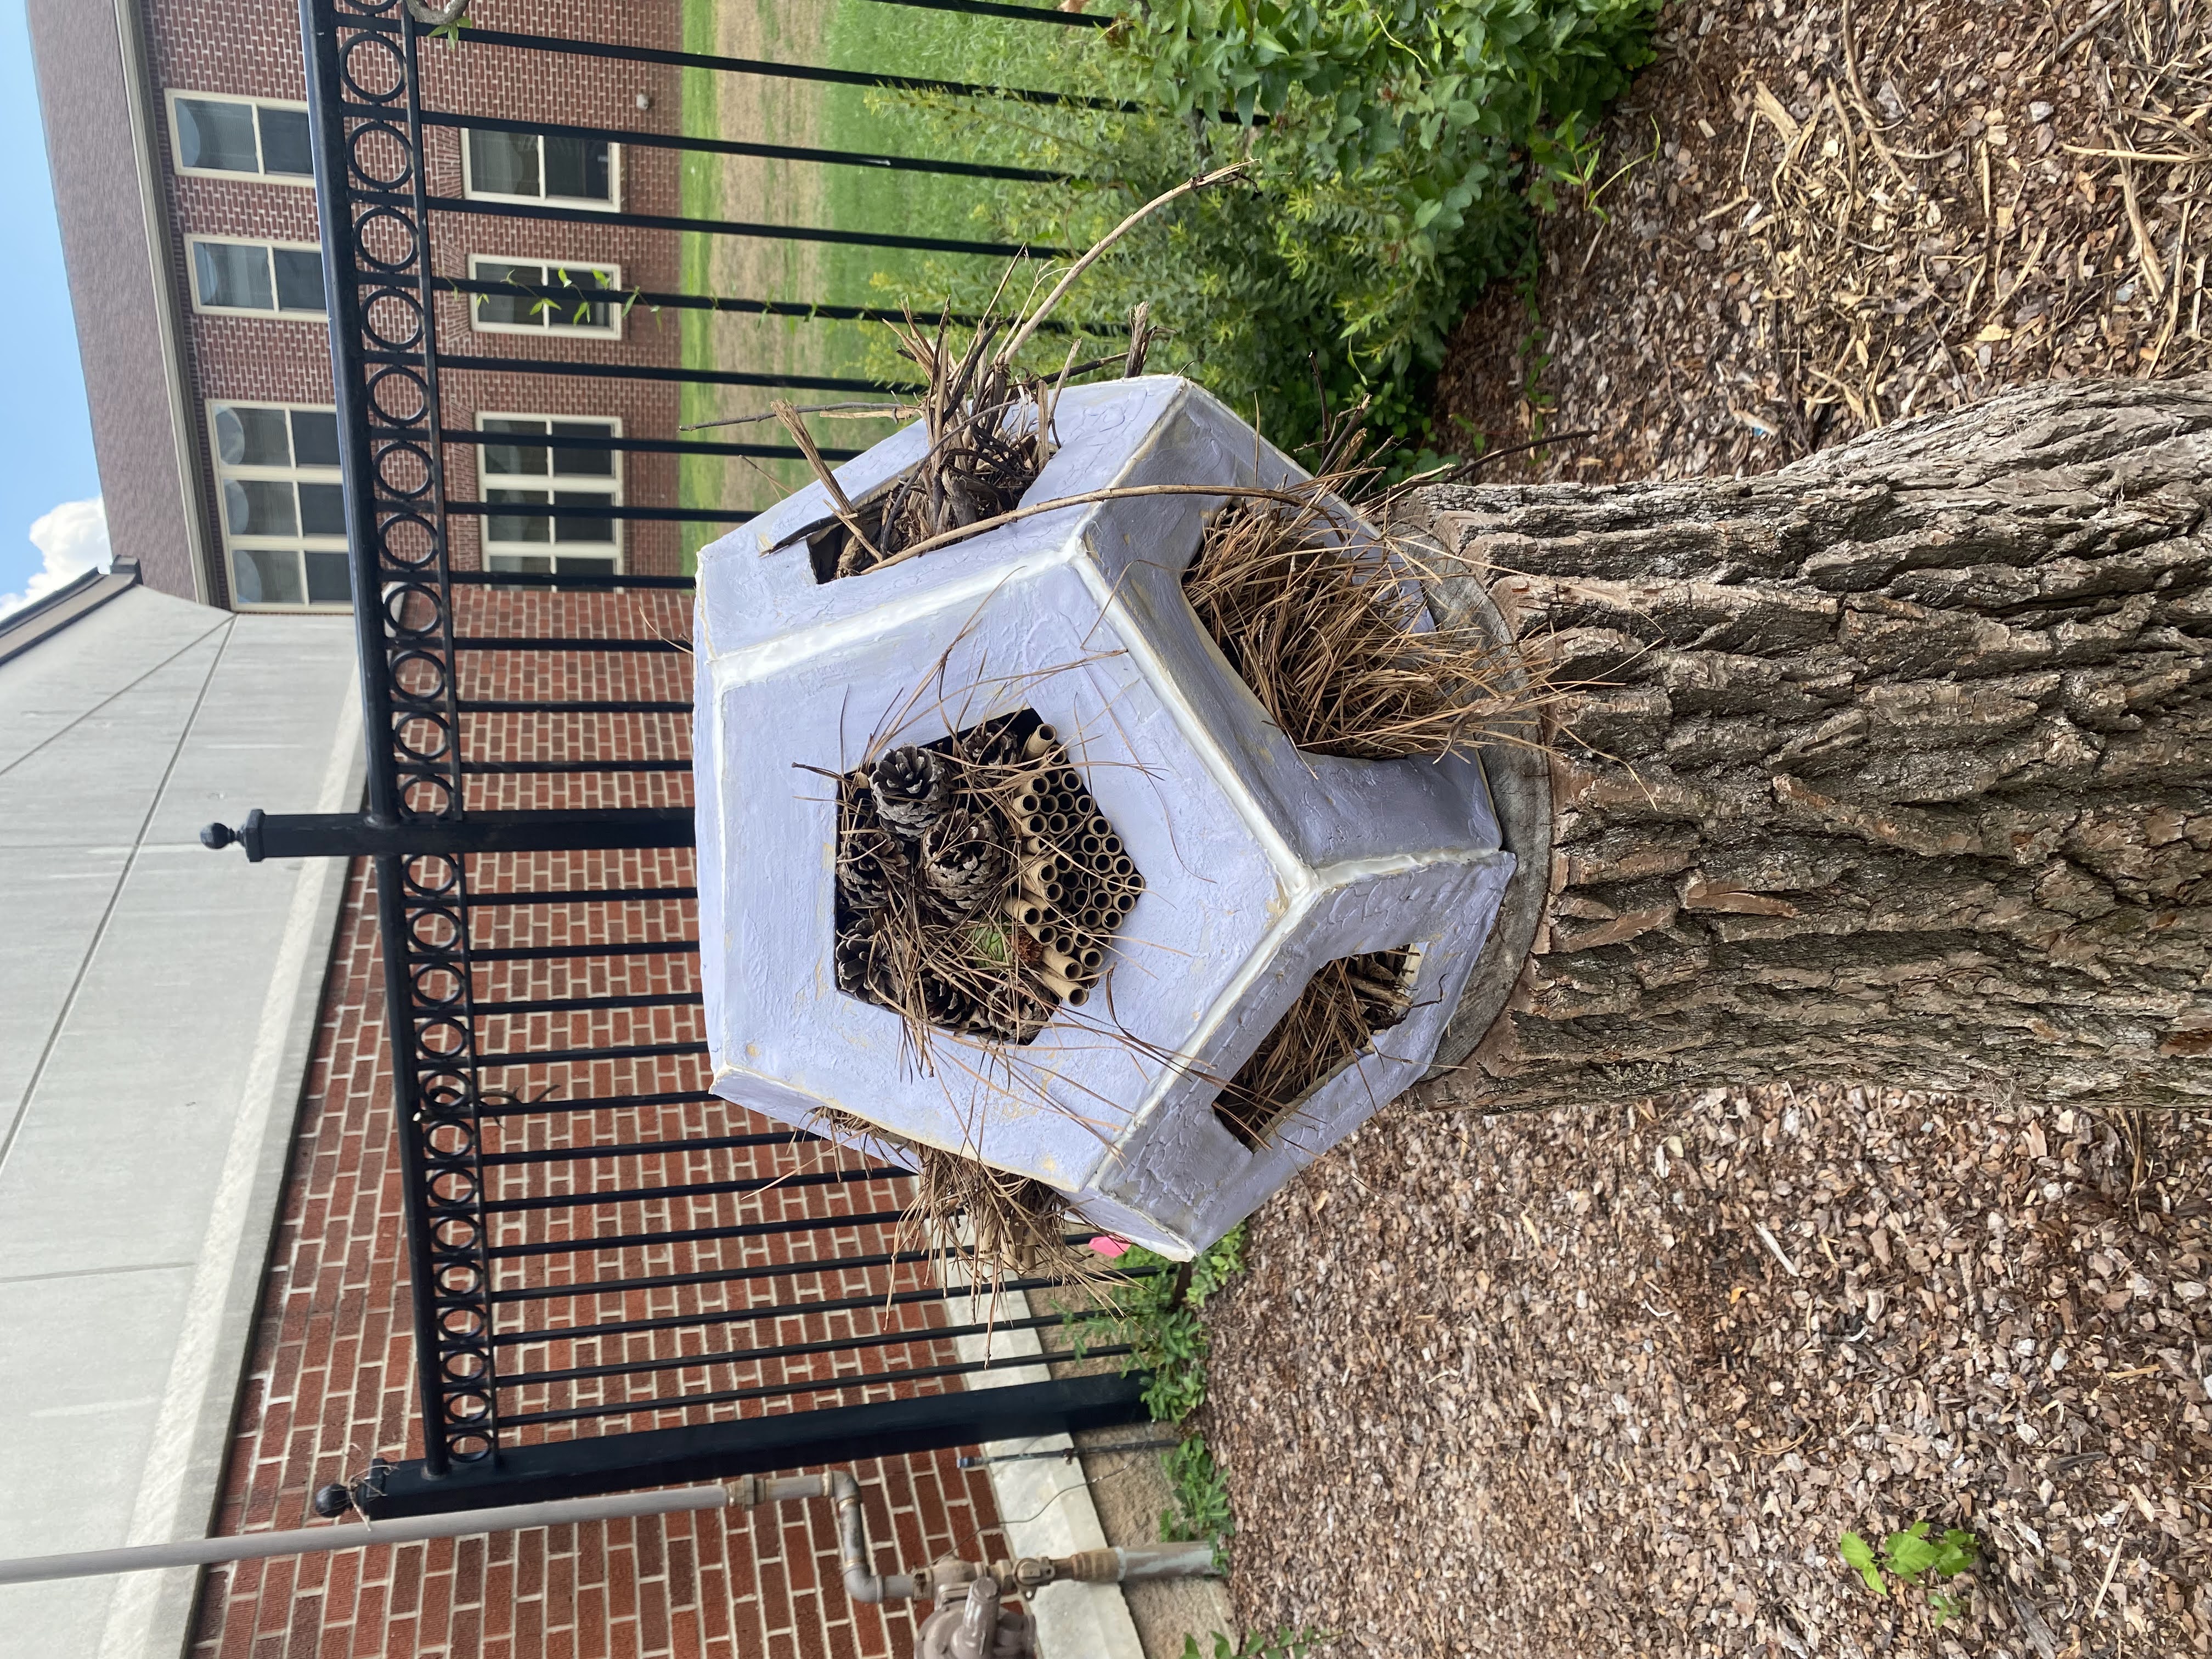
[2,0,101,602]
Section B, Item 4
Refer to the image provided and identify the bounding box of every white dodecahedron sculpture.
[692,377,1514,1257]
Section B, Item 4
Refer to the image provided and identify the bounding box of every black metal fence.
[204,0,1150,1515]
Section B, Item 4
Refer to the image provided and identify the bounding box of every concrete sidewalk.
[0,588,361,1658]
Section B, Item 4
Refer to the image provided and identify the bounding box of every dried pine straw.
[779,165,1246,582]
[1182,485,1525,761]
[809,1107,1113,1298]
[1211,949,1414,1150]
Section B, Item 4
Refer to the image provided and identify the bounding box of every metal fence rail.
[200,0,1149,1515]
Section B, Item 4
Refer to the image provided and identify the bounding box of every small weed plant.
[1071,1224,1245,1423]
[1070,1226,1246,1564]
[1839,1522,1979,1627]
[1178,1629,1332,1659]
[1159,1435,1234,1569]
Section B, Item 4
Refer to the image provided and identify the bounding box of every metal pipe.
[0,1487,732,1585]
[729,1472,918,1604]
[0,1470,1219,1607]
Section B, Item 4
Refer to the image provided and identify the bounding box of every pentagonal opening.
[805,433,1042,584]
[1183,495,1501,760]
[831,708,1145,1043]
[1211,945,1421,1149]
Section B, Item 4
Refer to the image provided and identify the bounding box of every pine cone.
[870,745,951,837]
[921,807,1011,917]
[958,716,1026,770]
[837,817,910,912]
[918,974,973,1031]
[834,916,881,1000]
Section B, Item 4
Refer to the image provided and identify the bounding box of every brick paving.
[188,587,1013,1658]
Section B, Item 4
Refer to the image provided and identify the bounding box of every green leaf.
[1838,1531,1885,1595]
[1884,1523,1941,1583]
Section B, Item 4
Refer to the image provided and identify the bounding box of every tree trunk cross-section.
[1407,376,2212,1113]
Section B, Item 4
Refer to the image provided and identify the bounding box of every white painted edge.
[946,1282,1148,1659]
[96,665,366,1659]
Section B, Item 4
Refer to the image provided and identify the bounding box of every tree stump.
[1408,375,2212,1113]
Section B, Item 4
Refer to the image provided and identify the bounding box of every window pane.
[487,488,552,544]
[258,107,313,176]
[467,128,540,197]
[555,556,617,577]
[225,479,299,538]
[488,554,555,574]
[550,421,616,479]
[554,490,615,544]
[303,551,352,605]
[177,98,261,173]
[546,267,613,329]
[298,482,347,537]
[543,136,611,202]
[195,241,273,311]
[290,410,340,469]
[272,247,325,314]
[481,418,549,478]
[233,548,304,606]
[215,405,291,467]
[473,262,543,329]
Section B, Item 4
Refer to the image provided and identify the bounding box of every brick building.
[29,0,687,613]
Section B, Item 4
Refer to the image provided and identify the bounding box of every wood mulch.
[1203,4,2212,1654]
[1205,1086,2212,1658]
[1435,0,2212,483]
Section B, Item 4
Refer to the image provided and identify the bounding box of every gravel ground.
[1204,1085,2212,1658]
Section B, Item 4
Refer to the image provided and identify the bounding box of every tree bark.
[1405,375,2212,1113]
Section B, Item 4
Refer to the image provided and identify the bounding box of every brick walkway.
[188,588,1013,1659]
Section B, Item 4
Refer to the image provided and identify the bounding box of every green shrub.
[867,0,1658,452]
[1068,1224,1245,1422]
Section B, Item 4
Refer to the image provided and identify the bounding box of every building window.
[212,403,349,610]
[463,128,618,209]
[479,416,622,575]
[190,238,326,318]
[168,92,314,182]
[469,257,622,337]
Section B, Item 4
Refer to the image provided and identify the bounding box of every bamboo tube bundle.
[827,709,1142,1044]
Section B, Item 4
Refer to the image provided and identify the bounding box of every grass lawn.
[674,0,1091,564]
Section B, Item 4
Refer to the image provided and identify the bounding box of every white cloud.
[1,498,111,620]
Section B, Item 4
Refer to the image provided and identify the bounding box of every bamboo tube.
[1043,813,1069,837]
[1023,725,1058,759]
[1005,897,1043,928]
[1035,966,1085,1005]
[1076,945,1103,969]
